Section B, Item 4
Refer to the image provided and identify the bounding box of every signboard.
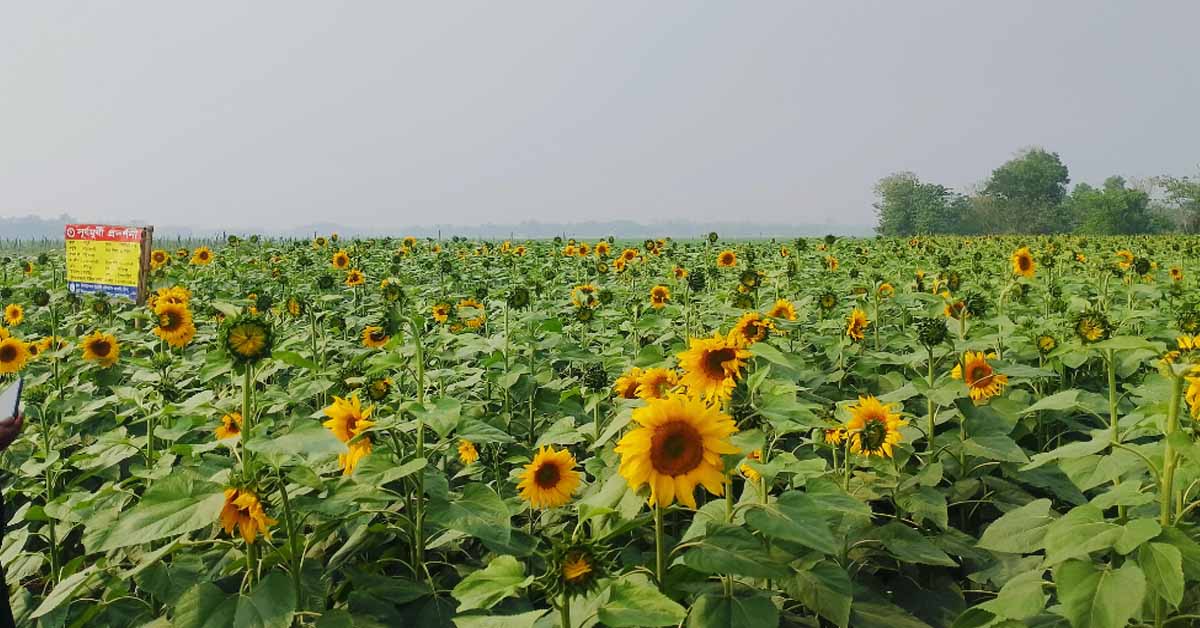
[64,224,153,303]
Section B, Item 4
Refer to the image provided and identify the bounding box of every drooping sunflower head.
[766,299,797,321]
[362,325,390,349]
[1073,310,1112,344]
[613,366,644,399]
[458,439,479,465]
[190,246,214,266]
[153,301,196,349]
[331,250,351,269]
[0,337,30,374]
[219,488,277,544]
[3,304,23,326]
[636,367,679,400]
[951,351,1009,402]
[215,412,243,440]
[517,446,581,509]
[221,315,274,364]
[676,332,751,402]
[845,308,869,342]
[81,331,120,368]
[914,316,948,348]
[729,311,773,346]
[818,290,838,311]
[614,394,740,509]
[649,285,671,309]
[845,396,907,458]
[1011,247,1036,278]
[716,250,738,268]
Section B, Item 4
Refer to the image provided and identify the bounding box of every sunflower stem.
[926,345,937,454]
[559,590,571,628]
[653,503,667,592]
[1161,372,1184,527]
[409,316,427,578]
[277,470,304,609]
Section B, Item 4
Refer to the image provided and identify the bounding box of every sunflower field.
[2,233,1200,628]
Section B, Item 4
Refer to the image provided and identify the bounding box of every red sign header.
[64,224,145,243]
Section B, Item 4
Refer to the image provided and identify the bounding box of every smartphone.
[0,377,22,424]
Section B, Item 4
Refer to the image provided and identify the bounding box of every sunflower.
[613,258,627,273]
[403,236,417,249]
[562,244,577,257]
[322,394,375,475]
[153,301,196,349]
[649,285,671,309]
[878,283,895,298]
[846,308,869,342]
[613,367,644,399]
[951,351,1009,402]
[673,266,688,280]
[739,449,762,483]
[824,427,846,446]
[432,303,451,324]
[729,311,773,346]
[0,337,30,374]
[514,245,527,256]
[614,394,739,509]
[190,246,214,265]
[3,304,23,326]
[331,250,351,269]
[826,256,839,272]
[571,284,599,309]
[286,297,304,317]
[458,439,479,465]
[818,291,838,311]
[765,299,797,321]
[676,332,751,402]
[151,285,191,308]
[215,412,243,440]
[457,298,486,328]
[1074,310,1111,344]
[594,241,611,257]
[222,315,274,364]
[845,396,907,458]
[0,327,7,340]
[367,376,392,401]
[1036,334,1058,355]
[362,325,390,348]
[621,248,639,262]
[1116,250,1134,271]
[636,368,679,400]
[1170,266,1184,282]
[219,488,276,544]
[81,331,120,368]
[517,446,581,509]
[779,245,790,257]
[1011,247,1036,278]
[345,269,365,287]
[21,261,33,274]
[716,250,738,268]
[150,249,170,270]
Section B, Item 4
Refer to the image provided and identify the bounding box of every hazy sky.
[2,2,1198,230]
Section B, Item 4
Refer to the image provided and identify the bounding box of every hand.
[0,414,23,451]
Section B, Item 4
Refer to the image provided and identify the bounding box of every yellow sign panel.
[64,224,152,301]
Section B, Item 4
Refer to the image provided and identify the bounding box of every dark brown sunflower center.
[534,462,561,488]
[650,421,705,476]
[90,340,112,357]
[966,363,992,386]
[159,311,184,332]
[0,345,16,362]
[370,330,387,342]
[702,348,736,379]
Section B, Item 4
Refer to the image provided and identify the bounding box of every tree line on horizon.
[874,147,1200,236]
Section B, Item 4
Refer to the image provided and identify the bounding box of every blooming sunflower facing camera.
[767,299,797,321]
[845,396,907,458]
[636,368,678,400]
[716,250,737,268]
[153,301,196,349]
[517,446,580,509]
[3,304,23,327]
[730,311,773,346]
[345,269,366,287]
[0,337,30,374]
[362,325,389,349]
[1011,246,1036,278]
[322,394,375,475]
[951,351,1008,402]
[331,250,351,269]
[613,367,643,399]
[219,488,276,544]
[81,331,120,368]
[676,332,751,402]
[614,394,739,509]
[190,246,214,266]
[649,285,670,309]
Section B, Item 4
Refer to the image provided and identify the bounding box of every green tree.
[873,172,964,236]
[1155,170,1200,232]
[980,148,1071,233]
[1067,176,1161,235]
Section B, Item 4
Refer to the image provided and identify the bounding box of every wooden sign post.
[64,224,154,305]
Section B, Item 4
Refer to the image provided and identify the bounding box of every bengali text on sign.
[64,224,150,300]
